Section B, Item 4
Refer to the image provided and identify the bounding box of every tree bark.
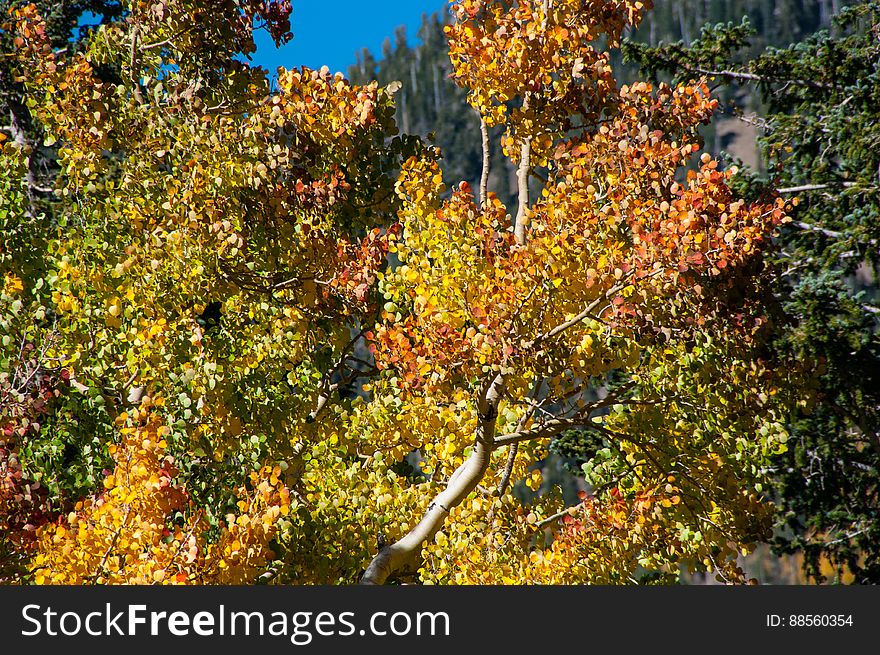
[360,375,504,584]
[478,114,490,207]
[514,137,531,244]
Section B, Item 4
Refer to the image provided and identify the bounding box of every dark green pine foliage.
[635,0,850,49]
[624,2,880,583]
[619,1,859,165]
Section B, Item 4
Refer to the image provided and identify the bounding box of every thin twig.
[90,506,132,583]
[777,182,857,194]
[535,505,578,529]
[678,62,830,90]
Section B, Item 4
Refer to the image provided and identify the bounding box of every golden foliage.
[32,416,290,584]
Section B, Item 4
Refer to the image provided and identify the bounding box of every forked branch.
[360,374,504,584]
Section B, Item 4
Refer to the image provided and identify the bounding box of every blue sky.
[250,1,449,77]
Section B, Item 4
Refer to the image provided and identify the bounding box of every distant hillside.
[347,0,854,205]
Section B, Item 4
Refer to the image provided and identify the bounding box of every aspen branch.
[527,268,664,349]
[478,113,490,207]
[498,382,541,496]
[307,329,369,423]
[497,443,519,496]
[361,375,504,584]
[140,25,197,51]
[535,505,578,529]
[526,282,626,349]
[493,416,585,447]
[493,381,636,448]
[306,366,369,423]
[514,136,531,245]
[153,511,202,584]
[89,506,132,583]
[28,182,54,194]
[140,37,174,51]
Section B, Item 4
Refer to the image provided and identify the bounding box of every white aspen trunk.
[360,376,504,584]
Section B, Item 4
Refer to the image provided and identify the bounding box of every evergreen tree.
[624,1,880,583]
